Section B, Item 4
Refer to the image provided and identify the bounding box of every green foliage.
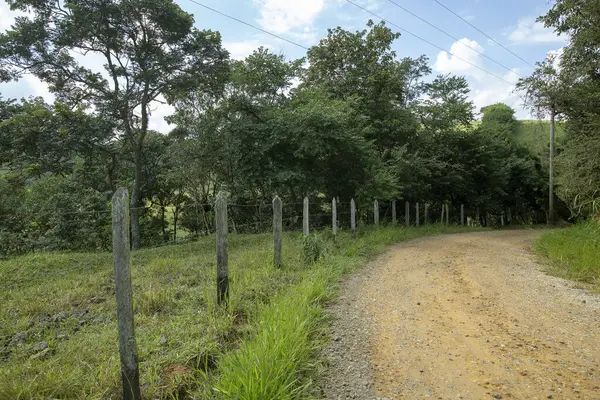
[0,18,553,252]
[302,233,324,263]
[480,103,517,142]
[536,221,600,285]
[531,0,600,217]
[0,0,230,248]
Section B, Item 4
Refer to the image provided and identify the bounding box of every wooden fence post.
[405,201,410,227]
[112,188,141,400]
[446,203,450,225]
[501,212,505,226]
[332,198,337,236]
[424,203,429,224]
[215,191,228,305]
[461,204,465,226]
[303,196,309,235]
[416,202,420,227]
[273,196,282,268]
[374,200,379,226]
[441,204,445,224]
[350,198,356,238]
[392,200,396,225]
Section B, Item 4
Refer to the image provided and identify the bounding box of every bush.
[302,233,324,263]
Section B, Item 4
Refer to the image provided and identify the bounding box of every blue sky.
[0,0,567,132]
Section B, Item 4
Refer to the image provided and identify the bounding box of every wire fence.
[0,192,537,291]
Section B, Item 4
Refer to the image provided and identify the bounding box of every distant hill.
[513,120,565,157]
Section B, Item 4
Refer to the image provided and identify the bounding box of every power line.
[344,0,515,85]
[385,0,522,78]
[182,0,310,51]
[430,0,534,67]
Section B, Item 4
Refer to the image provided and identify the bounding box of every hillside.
[513,120,566,157]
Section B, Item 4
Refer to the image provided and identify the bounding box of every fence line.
[5,190,517,397]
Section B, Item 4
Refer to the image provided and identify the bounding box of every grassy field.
[536,221,600,288]
[1,224,485,399]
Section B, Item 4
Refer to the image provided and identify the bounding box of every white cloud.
[432,38,528,118]
[254,0,325,35]
[547,47,564,71]
[433,38,486,80]
[508,17,567,44]
[148,99,175,134]
[0,2,25,32]
[224,40,271,60]
[22,75,54,103]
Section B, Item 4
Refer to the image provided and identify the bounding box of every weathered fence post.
[501,211,505,227]
[215,191,229,305]
[424,203,429,224]
[507,208,512,225]
[416,202,420,227]
[112,188,141,400]
[441,204,445,224]
[461,204,465,226]
[392,200,396,225]
[405,201,410,227]
[374,200,379,226]
[350,199,356,238]
[332,198,337,236]
[303,196,309,235]
[273,195,282,268]
[445,203,450,225]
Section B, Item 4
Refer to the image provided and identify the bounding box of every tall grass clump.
[213,268,331,399]
[536,220,600,285]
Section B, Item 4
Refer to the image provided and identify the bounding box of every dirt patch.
[322,230,600,399]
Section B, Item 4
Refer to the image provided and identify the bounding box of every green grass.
[1,224,485,399]
[536,221,600,287]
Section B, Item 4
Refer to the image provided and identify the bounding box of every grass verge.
[1,224,484,399]
[535,221,600,288]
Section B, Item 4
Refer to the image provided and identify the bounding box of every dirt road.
[323,230,600,400]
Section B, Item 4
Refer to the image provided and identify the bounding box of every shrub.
[302,233,324,263]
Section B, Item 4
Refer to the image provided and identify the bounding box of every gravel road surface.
[322,230,600,400]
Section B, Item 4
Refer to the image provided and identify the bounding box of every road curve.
[322,230,600,400]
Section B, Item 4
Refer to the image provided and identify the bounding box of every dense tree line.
[0,0,550,255]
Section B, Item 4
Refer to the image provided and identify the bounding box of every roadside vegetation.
[0,225,483,399]
[536,221,600,288]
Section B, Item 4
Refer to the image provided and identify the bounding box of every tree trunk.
[130,94,149,250]
[161,206,166,241]
[549,108,555,224]
[173,209,178,242]
[130,138,144,250]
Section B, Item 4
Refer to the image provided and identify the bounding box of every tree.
[516,52,568,223]
[418,74,475,133]
[305,21,418,152]
[539,0,600,218]
[480,103,517,142]
[0,0,230,248]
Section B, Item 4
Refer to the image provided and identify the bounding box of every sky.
[0,0,568,133]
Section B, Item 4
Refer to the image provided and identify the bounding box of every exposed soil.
[322,230,600,400]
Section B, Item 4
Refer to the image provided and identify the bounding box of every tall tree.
[515,52,567,223]
[0,0,229,248]
[304,21,417,152]
[540,0,600,217]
